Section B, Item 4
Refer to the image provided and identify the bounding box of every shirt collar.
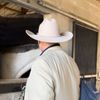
[40,43,60,56]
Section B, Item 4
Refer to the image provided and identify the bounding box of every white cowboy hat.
[26,18,73,43]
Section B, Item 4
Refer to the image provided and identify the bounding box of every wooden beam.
[4,6,22,13]
[21,8,28,14]
[0,78,27,84]
[0,2,29,14]
[0,2,9,9]
[6,0,52,14]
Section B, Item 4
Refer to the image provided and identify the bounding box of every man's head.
[26,18,73,50]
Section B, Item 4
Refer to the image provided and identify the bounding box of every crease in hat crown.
[38,18,60,37]
[25,18,73,43]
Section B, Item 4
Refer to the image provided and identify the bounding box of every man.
[24,18,80,100]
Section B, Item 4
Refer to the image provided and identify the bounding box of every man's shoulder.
[31,56,47,66]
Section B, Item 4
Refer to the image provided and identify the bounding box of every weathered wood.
[0,78,27,84]
[42,0,100,26]
[0,78,27,93]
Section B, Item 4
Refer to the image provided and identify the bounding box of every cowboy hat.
[26,18,73,43]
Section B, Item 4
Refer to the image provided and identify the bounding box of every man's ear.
[38,41,46,51]
[42,42,47,46]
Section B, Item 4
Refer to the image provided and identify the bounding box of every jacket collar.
[40,43,60,56]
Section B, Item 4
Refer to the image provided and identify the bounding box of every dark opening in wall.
[0,13,43,51]
[73,22,98,75]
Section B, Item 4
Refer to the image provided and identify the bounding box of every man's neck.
[40,43,60,55]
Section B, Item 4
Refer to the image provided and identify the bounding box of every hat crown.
[38,18,60,37]
[26,18,73,43]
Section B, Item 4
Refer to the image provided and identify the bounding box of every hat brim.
[26,30,73,43]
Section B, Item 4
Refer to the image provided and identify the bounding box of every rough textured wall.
[42,0,100,25]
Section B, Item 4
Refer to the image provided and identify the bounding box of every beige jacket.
[24,46,80,100]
